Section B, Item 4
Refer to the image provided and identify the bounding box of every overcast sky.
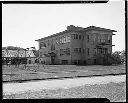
[2,1,125,52]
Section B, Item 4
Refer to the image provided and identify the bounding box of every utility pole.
[24,49,26,70]
[6,47,8,66]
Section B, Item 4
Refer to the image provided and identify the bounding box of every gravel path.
[3,75,125,95]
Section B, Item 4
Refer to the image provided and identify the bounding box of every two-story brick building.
[35,25,116,65]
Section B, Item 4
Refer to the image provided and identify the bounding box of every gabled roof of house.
[2,50,37,57]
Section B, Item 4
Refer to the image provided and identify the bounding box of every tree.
[120,50,125,64]
[111,51,122,64]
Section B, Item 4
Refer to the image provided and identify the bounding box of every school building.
[35,25,116,65]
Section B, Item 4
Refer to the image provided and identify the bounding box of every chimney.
[67,25,76,30]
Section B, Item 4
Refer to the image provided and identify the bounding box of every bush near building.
[103,51,124,65]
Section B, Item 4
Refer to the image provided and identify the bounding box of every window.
[94,48,96,55]
[87,48,89,55]
[73,60,80,65]
[76,48,79,52]
[108,35,111,43]
[87,35,89,42]
[64,36,66,43]
[73,34,79,39]
[93,35,96,42]
[61,37,63,44]
[63,49,66,54]
[74,48,81,53]
[60,48,70,56]
[76,34,78,39]
[60,38,62,44]
[105,48,108,54]
[61,60,68,65]
[65,36,67,43]
[40,42,46,49]
[48,40,50,46]
[73,34,75,39]
[60,49,62,56]
[98,48,102,54]
[56,39,58,44]
[79,35,81,39]
[66,48,70,55]
[79,48,81,53]
[68,36,71,42]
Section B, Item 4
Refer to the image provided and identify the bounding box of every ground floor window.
[94,59,96,64]
[61,60,68,65]
[73,60,81,65]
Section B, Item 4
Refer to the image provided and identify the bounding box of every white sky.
[2,1,125,52]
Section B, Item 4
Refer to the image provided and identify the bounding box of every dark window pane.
[76,34,78,39]
[87,35,89,42]
[79,35,81,39]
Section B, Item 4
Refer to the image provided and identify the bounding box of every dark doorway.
[94,59,96,64]
[61,60,68,65]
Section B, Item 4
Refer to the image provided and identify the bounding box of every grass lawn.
[2,64,125,82]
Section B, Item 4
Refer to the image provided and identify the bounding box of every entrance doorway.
[94,59,96,64]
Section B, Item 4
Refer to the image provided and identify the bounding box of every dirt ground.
[3,81,126,102]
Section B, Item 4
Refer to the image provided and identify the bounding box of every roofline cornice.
[35,25,117,41]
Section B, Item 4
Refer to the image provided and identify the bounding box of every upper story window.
[79,48,81,53]
[93,35,96,42]
[60,49,62,56]
[79,35,81,39]
[40,42,46,49]
[48,40,50,46]
[87,35,89,42]
[65,36,68,42]
[87,48,89,56]
[98,35,106,43]
[108,35,111,43]
[61,37,64,44]
[64,36,66,43]
[57,35,71,45]
[73,34,81,40]
[56,39,59,44]
[60,38,62,44]
[67,35,71,42]
[76,34,78,39]
[74,48,81,53]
